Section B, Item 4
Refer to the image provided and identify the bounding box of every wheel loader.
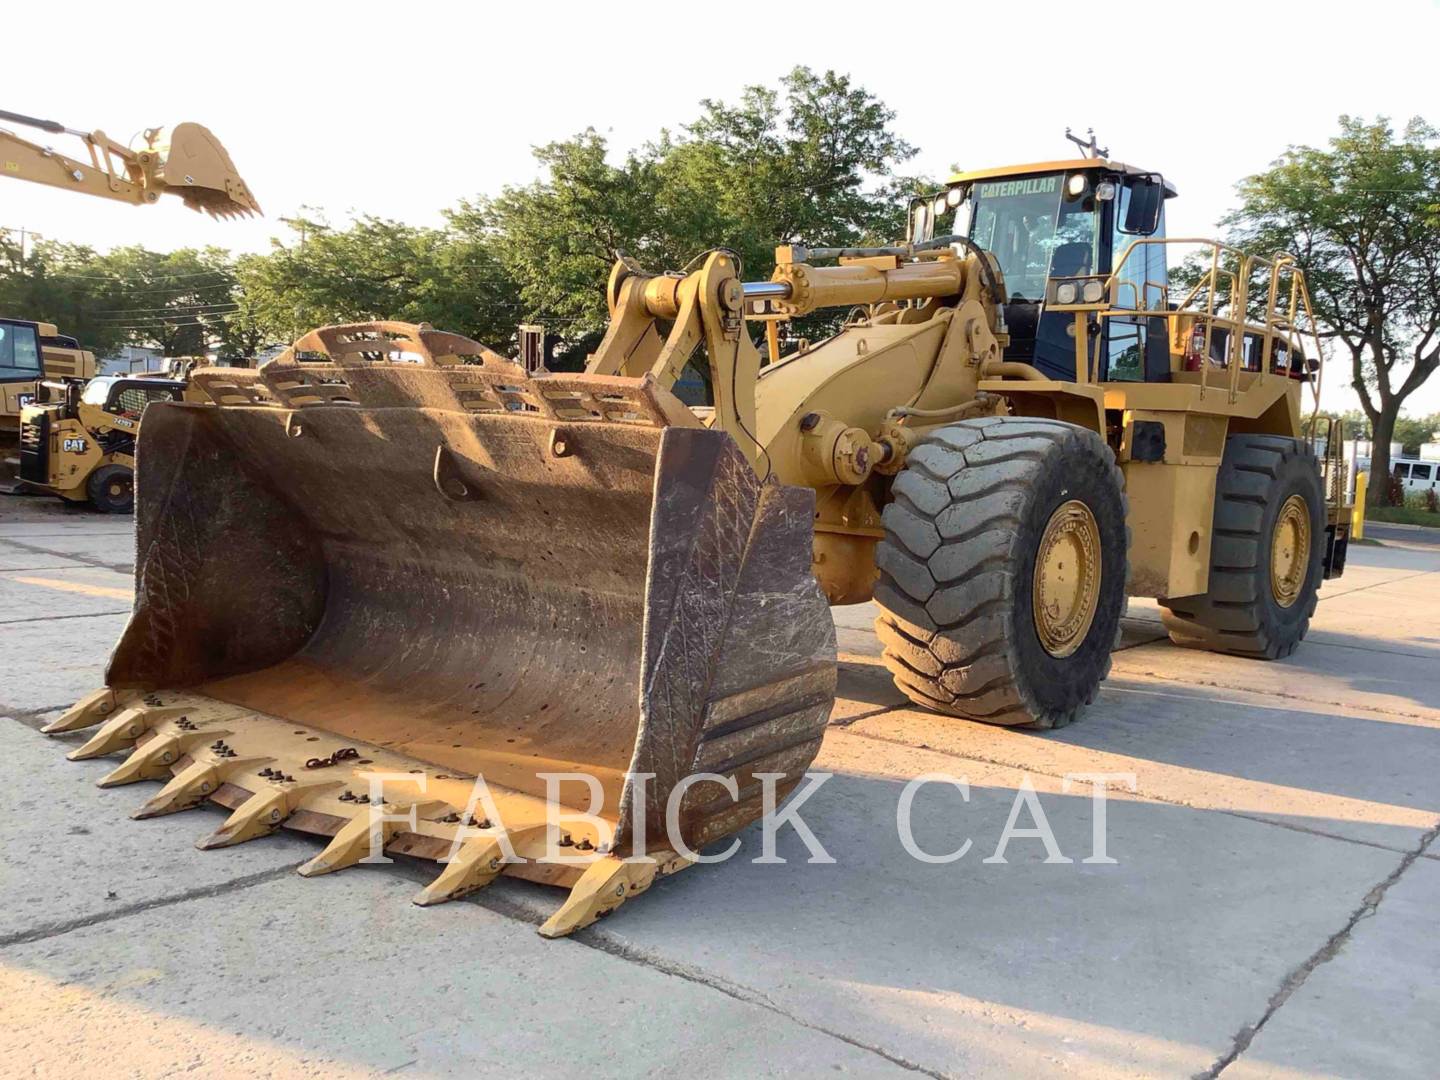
[46,147,1350,935]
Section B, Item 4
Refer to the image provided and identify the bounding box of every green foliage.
[0,68,921,368]
[460,66,921,364]
[1392,412,1439,454]
[1218,116,1440,504]
[0,232,237,357]
[1367,503,1440,526]
[233,212,521,352]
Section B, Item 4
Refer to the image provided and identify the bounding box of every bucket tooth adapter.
[47,321,835,936]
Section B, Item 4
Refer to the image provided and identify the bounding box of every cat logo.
[18,393,35,408]
[62,437,87,453]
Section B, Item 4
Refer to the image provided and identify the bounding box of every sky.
[4,0,1438,413]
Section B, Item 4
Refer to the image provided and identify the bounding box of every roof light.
[1066,173,1087,197]
[946,187,964,207]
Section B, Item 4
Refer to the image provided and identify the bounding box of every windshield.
[82,379,114,405]
[967,174,1098,301]
[0,321,42,382]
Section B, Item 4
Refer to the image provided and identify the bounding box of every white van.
[1393,457,1439,495]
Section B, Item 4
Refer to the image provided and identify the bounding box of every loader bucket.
[147,123,261,218]
[46,323,835,936]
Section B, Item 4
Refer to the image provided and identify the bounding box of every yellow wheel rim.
[1270,494,1311,608]
[1033,500,1102,658]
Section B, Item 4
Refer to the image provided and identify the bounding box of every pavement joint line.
[1300,637,1439,661]
[0,536,133,574]
[829,703,907,728]
[572,925,952,1078]
[454,884,949,1076]
[1201,821,1440,1078]
[837,725,1425,857]
[3,702,82,732]
[0,608,132,626]
[1102,675,1437,724]
[0,565,96,573]
[0,866,298,950]
[1317,567,1438,602]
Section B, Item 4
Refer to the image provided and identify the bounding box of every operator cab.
[80,375,187,418]
[0,318,44,385]
[916,158,1173,382]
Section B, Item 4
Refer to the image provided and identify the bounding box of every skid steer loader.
[47,147,1350,935]
[15,372,192,511]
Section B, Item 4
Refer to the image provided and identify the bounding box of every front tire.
[874,417,1128,729]
[87,463,135,514]
[1160,435,1323,659]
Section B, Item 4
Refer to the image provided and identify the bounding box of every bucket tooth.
[43,687,133,735]
[297,799,451,878]
[68,705,189,761]
[132,755,272,819]
[412,823,553,907]
[538,853,679,939]
[197,779,342,850]
[98,728,233,788]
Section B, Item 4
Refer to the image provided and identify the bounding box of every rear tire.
[873,417,1128,729]
[1160,435,1323,659]
[87,463,134,514]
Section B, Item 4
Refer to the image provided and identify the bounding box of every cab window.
[109,385,182,417]
[0,322,42,381]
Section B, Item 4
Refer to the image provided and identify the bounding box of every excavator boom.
[0,108,259,218]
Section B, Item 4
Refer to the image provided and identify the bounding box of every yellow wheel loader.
[46,148,1350,935]
[1,317,99,485]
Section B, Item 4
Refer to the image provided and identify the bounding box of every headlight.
[946,187,964,207]
[1095,181,1117,201]
[1066,173,1087,197]
[1055,282,1078,305]
[1082,280,1105,303]
[933,195,948,216]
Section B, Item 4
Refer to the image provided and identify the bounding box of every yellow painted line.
[13,576,134,601]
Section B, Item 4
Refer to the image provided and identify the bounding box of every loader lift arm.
[0,108,259,218]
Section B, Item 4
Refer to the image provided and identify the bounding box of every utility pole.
[2,225,43,268]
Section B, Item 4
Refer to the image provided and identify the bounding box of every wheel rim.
[1032,500,1102,658]
[1270,494,1311,608]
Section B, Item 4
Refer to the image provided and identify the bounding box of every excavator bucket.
[45,323,836,936]
[147,123,260,218]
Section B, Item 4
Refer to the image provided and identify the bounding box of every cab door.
[0,320,44,420]
[1102,178,1170,383]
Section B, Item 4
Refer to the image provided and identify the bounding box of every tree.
[230,212,521,351]
[0,232,129,354]
[87,246,238,356]
[1220,117,1440,504]
[1393,412,1440,455]
[460,67,920,367]
[0,233,243,357]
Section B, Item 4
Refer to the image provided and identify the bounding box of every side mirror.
[909,201,934,244]
[1122,176,1164,235]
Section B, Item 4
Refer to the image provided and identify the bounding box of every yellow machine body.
[49,150,1352,934]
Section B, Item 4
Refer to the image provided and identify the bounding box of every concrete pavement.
[2,496,1437,1078]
